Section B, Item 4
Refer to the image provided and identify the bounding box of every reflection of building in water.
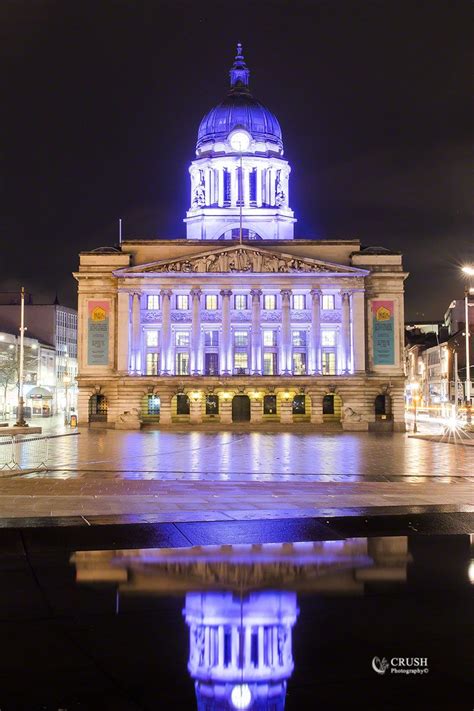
[184,591,298,711]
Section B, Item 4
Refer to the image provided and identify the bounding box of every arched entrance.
[322,393,342,422]
[375,394,392,420]
[88,394,107,422]
[141,394,160,423]
[232,395,251,422]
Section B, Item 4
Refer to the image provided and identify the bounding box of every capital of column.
[160,289,173,299]
[220,289,233,298]
[280,289,292,301]
[250,288,263,300]
[190,288,202,299]
[310,288,322,299]
[340,289,352,300]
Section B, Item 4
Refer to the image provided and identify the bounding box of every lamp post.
[461,266,474,409]
[412,381,419,433]
[14,287,28,428]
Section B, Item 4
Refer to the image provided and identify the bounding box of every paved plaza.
[0,426,472,522]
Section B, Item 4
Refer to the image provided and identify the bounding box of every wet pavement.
[0,525,472,710]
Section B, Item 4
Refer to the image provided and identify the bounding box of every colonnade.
[119,287,366,377]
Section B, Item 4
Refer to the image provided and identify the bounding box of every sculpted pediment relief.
[115,245,367,276]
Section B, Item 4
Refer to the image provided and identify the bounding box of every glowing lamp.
[192,391,200,402]
[230,684,252,710]
[461,266,474,276]
[284,391,290,400]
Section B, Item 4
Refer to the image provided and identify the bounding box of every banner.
[87,300,110,365]
[372,300,395,365]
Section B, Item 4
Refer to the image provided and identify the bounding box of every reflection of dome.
[196,44,283,152]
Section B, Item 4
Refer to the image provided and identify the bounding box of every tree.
[0,341,38,418]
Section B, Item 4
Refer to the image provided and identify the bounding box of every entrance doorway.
[322,393,342,422]
[88,394,107,422]
[375,394,392,420]
[232,395,251,422]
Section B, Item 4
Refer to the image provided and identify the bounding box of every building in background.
[0,330,56,418]
[0,293,78,416]
[75,46,408,431]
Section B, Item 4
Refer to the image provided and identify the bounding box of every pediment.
[114,244,368,277]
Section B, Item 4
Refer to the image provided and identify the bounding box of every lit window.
[146,330,158,347]
[263,330,277,347]
[292,394,306,414]
[234,294,247,310]
[147,295,160,310]
[205,294,218,310]
[322,294,335,310]
[234,331,249,347]
[264,294,276,310]
[292,352,307,375]
[293,294,305,310]
[263,395,277,414]
[146,352,159,375]
[321,331,336,346]
[176,294,189,310]
[204,330,219,346]
[292,330,307,347]
[175,331,190,347]
[234,352,248,370]
[263,352,277,375]
[147,394,160,414]
[176,352,190,375]
[322,351,336,375]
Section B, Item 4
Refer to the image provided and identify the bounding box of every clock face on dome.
[229,130,251,151]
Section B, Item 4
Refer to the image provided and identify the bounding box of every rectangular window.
[234,352,248,371]
[176,294,189,310]
[205,394,219,415]
[263,294,276,310]
[234,331,249,347]
[322,294,335,310]
[147,295,159,310]
[292,352,307,375]
[205,294,218,310]
[234,294,247,310]
[263,329,277,347]
[204,330,219,347]
[292,330,307,347]
[204,352,219,375]
[263,352,277,375]
[263,395,277,415]
[176,393,190,414]
[292,294,305,310]
[175,331,190,347]
[176,352,190,375]
[146,330,159,347]
[322,351,336,375]
[147,394,160,415]
[146,352,159,375]
[292,394,306,415]
[321,330,336,346]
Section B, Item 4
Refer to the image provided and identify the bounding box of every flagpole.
[15,287,28,427]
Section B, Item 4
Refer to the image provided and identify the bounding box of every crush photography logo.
[372,657,429,675]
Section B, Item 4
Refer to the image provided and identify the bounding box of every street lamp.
[14,287,28,428]
[461,266,474,410]
[411,381,420,433]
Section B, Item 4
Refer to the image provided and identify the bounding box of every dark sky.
[2,0,473,319]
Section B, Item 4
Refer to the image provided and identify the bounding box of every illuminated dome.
[196,44,283,153]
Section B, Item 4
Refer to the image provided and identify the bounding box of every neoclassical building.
[75,45,407,430]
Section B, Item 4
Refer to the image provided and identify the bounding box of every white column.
[231,166,238,207]
[220,289,232,374]
[280,289,292,374]
[160,289,172,374]
[218,625,224,668]
[258,626,264,669]
[204,168,210,206]
[251,289,262,374]
[190,288,202,375]
[218,167,224,207]
[256,166,262,207]
[269,167,276,206]
[352,290,366,373]
[341,290,351,374]
[243,166,250,206]
[310,289,321,374]
[131,292,141,374]
[117,291,130,373]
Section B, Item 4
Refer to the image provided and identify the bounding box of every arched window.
[177,393,190,415]
[205,395,219,415]
[292,395,306,415]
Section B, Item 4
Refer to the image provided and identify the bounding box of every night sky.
[2,0,473,319]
